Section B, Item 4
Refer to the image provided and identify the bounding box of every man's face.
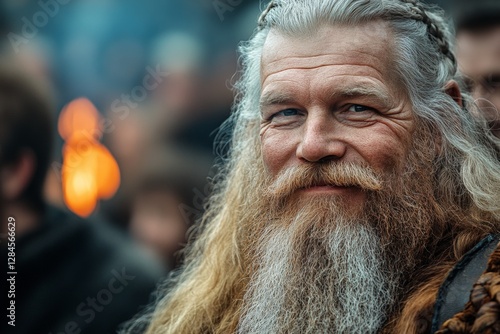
[241,23,446,333]
[456,25,500,136]
[259,22,415,210]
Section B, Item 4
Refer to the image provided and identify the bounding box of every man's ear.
[444,80,463,107]
[1,150,36,201]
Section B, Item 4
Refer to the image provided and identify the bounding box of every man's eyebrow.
[259,91,296,108]
[259,86,392,110]
[334,86,391,106]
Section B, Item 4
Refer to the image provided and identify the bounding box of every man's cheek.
[364,143,404,172]
[261,133,292,175]
[261,150,280,176]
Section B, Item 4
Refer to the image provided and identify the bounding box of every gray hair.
[225,0,500,221]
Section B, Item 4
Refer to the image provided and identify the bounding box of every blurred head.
[130,187,188,270]
[0,61,54,212]
[139,1,500,333]
[150,32,206,120]
[129,148,211,269]
[454,0,500,137]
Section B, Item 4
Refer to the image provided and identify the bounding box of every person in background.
[148,32,232,156]
[454,0,500,137]
[129,147,213,271]
[0,60,164,334]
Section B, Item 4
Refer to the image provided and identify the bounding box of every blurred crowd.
[1,0,261,264]
[0,0,498,333]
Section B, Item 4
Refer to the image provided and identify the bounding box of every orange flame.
[59,98,120,217]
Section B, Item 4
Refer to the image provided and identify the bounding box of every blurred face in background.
[130,189,188,269]
[158,68,203,115]
[456,24,500,137]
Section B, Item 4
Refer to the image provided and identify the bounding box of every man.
[0,60,164,334]
[133,0,500,333]
[454,0,500,137]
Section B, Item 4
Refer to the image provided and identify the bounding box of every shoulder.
[435,235,500,333]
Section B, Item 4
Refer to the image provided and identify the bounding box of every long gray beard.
[238,214,400,334]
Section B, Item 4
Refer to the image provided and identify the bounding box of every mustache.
[266,162,383,199]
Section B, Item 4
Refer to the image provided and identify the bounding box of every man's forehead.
[262,20,392,62]
[456,26,500,76]
[260,21,397,92]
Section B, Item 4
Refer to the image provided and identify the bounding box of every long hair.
[128,1,500,333]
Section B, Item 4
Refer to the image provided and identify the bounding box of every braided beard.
[238,132,442,333]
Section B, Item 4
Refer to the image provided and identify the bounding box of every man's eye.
[485,74,500,89]
[266,108,304,127]
[348,105,370,112]
[276,108,299,117]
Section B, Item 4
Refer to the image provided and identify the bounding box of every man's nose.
[296,111,347,163]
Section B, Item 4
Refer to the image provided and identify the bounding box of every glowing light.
[59,98,120,217]
[58,97,100,141]
[63,168,98,217]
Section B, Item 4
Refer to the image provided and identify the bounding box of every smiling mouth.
[299,184,358,194]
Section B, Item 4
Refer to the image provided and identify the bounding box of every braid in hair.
[435,242,500,333]
[398,0,457,74]
[258,0,277,30]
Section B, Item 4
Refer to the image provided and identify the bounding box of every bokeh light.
[59,98,120,217]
